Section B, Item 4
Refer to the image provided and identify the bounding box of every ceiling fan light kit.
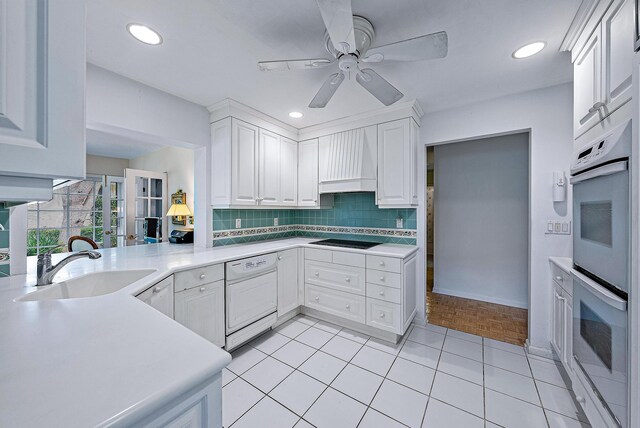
[258,0,448,109]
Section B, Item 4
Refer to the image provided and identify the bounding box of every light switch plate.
[235,219,241,229]
[273,218,279,226]
[545,220,571,235]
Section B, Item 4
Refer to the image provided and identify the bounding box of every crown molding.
[559,0,600,52]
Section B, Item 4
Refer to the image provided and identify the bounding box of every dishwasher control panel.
[226,253,278,282]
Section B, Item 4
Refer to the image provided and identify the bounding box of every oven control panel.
[571,119,631,175]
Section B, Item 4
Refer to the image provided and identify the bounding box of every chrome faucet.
[36,246,102,286]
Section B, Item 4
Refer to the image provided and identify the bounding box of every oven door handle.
[570,160,627,184]
[571,270,627,311]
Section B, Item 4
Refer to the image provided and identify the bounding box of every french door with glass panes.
[102,176,126,248]
[124,169,168,246]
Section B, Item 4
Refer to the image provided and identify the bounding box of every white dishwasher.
[225,253,278,350]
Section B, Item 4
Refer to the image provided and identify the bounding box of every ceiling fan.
[257,0,448,108]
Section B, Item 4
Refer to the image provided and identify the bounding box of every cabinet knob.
[200,274,206,280]
[345,304,350,310]
[576,395,586,404]
[379,261,385,266]
[379,290,385,296]
[379,312,385,318]
[314,296,319,301]
[153,286,161,293]
[278,256,282,261]
[379,276,385,281]
[315,271,320,277]
[555,276,563,282]
[200,287,206,292]
[345,277,351,282]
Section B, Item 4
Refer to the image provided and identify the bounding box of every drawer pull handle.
[379,312,385,318]
[379,261,385,266]
[200,274,206,280]
[555,276,563,282]
[314,296,319,301]
[315,271,320,277]
[345,304,350,310]
[345,277,351,282]
[379,290,385,296]
[200,287,206,292]
[379,276,385,281]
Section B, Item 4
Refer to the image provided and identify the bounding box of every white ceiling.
[86,0,580,129]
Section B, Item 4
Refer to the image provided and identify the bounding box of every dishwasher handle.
[226,268,277,285]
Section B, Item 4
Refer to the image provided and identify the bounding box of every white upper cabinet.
[258,128,281,206]
[280,137,298,206]
[573,0,633,138]
[0,0,86,182]
[377,118,418,207]
[298,139,319,207]
[231,119,260,206]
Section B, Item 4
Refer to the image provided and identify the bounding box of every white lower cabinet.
[175,280,225,347]
[277,248,299,317]
[136,276,175,319]
[303,249,416,335]
[550,262,573,375]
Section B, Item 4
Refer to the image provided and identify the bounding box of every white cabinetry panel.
[377,118,418,207]
[175,280,225,347]
[258,128,281,205]
[280,137,298,206]
[277,249,299,316]
[136,276,174,319]
[231,119,259,206]
[601,0,633,115]
[298,139,319,207]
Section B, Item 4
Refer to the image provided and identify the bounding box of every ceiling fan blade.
[309,72,345,108]
[315,0,356,54]
[364,31,448,62]
[356,68,403,106]
[258,58,334,72]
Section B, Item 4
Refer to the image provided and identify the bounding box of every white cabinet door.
[551,283,565,359]
[277,249,299,316]
[137,276,174,319]
[280,137,298,206]
[601,0,634,115]
[175,280,225,347]
[0,0,85,180]
[231,119,259,206]
[298,139,319,207]
[258,128,281,206]
[574,27,602,138]
[563,295,573,371]
[377,118,417,207]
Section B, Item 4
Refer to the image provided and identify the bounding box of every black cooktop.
[310,239,380,249]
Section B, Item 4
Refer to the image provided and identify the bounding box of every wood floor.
[426,257,528,346]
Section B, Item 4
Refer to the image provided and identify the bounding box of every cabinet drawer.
[551,264,572,296]
[366,283,401,304]
[366,255,402,273]
[366,270,401,289]
[305,260,365,295]
[175,264,224,291]
[332,250,365,268]
[366,298,402,333]
[305,284,365,324]
[305,248,332,263]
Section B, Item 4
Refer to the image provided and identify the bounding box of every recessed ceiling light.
[289,111,304,119]
[127,23,163,45]
[512,42,546,59]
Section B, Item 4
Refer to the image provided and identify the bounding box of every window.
[27,177,104,256]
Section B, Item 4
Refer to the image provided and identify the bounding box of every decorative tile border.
[212,224,416,245]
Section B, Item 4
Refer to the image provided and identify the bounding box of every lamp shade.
[166,202,192,217]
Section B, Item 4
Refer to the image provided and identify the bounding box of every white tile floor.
[222,316,590,428]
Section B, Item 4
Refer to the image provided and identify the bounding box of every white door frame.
[103,176,125,248]
[125,168,168,245]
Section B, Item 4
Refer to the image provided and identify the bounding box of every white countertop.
[0,237,417,427]
[549,256,573,273]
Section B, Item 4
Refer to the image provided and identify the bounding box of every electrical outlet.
[273,218,279,226]
[396,218,403,228]
[235,218,241,229]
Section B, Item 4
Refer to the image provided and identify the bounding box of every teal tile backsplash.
[0,206,10,277]
[212,193,417,246]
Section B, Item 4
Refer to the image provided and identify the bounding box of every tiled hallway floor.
[222,315,589,428]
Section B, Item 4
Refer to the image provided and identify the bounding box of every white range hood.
[318,125,377,194]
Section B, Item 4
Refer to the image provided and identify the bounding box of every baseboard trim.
[525,340,555,360]
[431,286,528,309]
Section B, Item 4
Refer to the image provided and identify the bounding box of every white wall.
[434,133,529,308]
[418,83,573,354]
[86,64,210,149]
[129,147,195,233]
[86,155,129,177]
